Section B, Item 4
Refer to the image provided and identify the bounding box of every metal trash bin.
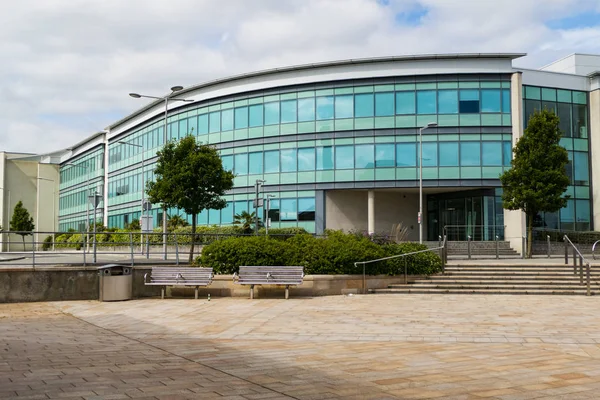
[98,264,132,301]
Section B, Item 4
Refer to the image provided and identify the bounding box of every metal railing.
[354,235,447,294]
[563,235,592,296]
[443,225,505,241]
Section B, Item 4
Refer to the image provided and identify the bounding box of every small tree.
[147,135,234,262]
[10,201,35,250]
[233,211,261,234]
[167,214,189,231]
[500,109,570,258]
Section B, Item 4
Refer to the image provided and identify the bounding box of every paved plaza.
[2,295,600,399]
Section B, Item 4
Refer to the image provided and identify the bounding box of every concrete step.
[396,279,599,286]
[373,288,592,295]
[390,283,594,290]
[427,276,597,282]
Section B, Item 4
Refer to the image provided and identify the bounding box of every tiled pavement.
[2,295,600,399]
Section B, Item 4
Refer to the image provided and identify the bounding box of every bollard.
[586,263,591,296]
[573,248,577,275]
[495,235,499,260]
[438,235,442,249]
[547,235,551,258]
[564,236,568,265]
[579,256,584,284]
[467,235,472,260]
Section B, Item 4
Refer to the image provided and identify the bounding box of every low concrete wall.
[0,266,415,303]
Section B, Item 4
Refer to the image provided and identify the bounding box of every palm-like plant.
[233,211,261,234]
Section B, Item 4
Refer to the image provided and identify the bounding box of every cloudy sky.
[1,0,599,154]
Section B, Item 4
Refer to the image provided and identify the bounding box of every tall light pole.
[129,86,193,260]
[419,122,438,244]
[0,187,11,252]
[118,140,145,254]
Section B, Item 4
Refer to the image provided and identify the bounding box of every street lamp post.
[418,122,438,244]
[129,86,193,260]
[118,141,146,256]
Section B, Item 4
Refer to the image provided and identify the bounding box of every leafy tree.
[500,109,570,258]
[233,211,262,234]
[10,201,35,250]
[147,135,234,262]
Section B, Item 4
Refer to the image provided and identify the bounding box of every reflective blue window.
[221,155,233,171]
[501,90,510,113]
[248,152,263,175]
[267,199,279,222]
[481,90,501,113]
[317,146,334,170]
[316,96,334,120]
[221,109,234,131]
[168,122,178,141]
[460,142,481,166]
[209,208,220,224]
[574,152,589,185]
[375,144,394,167]
[355,94,374,118]
[503,142,512,166]
[198,114,208,135]
[482,142,502,166]
[298,148,315,171]
[420,143,438,166]
[280,149,297,172]
[396,143,416,167]
[178,119,188,137]
[249,104,264,127]
[335,95,353,119]
[417,91,437,114]
[576,200,590,224]
[298,198,316,221]
[439,142,459,166]
[264,150,280,173]
[375,93,394,116]
[234,107,248,129]
[280,199,297,221]
[438,90,458,114]
[209,112,220,133]
[396,92,415,115]
[335,146,354,169]
[234,153,248,175]
[264,102,279,125]
[355,144,374,168]
[234,200,248,216]
[298,98,315,122]
[281,100,297,123]
[459,90,480,113]
[221,202,233,224]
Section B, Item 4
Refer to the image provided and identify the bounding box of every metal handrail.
[592,240,600,260]
[354,239,446,294]
[563,235,592,296]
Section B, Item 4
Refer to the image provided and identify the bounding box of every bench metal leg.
[250,284,254,300]
[285,285,289,300]
[195,286,198,300]
[161,287,165,300]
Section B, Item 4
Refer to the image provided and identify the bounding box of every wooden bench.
[233,266,304,299]
[144,267,213,299]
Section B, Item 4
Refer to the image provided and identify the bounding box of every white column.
[367,190,375,235]
[589,78,600,230]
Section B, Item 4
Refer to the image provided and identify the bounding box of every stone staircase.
[424,240,520,258]
[373,264,600,295]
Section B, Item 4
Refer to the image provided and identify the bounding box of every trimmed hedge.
[197,230,442,276]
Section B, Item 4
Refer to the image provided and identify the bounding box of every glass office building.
[57,53,600,251]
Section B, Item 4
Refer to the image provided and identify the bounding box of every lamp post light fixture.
[128,86,193,260]
[418,122,438,244]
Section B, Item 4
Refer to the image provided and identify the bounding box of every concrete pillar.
[589,75,600,230]
[504,72,527,255]
[367,190,375,235]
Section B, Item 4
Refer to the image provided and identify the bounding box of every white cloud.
[0,0,599,153]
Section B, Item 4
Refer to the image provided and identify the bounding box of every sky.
[1,0,600,154]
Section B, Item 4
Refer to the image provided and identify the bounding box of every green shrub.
[258,227,308,238]
[66,233,85,250]
[42,235,53,251]
[382,243,442,276]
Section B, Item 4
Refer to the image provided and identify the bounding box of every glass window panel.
[280,149,297,172]
[264,150,280,173]
[416,90,436,114]
[249,104,264,127]
[396,91,416,115]
[178,119,188,137]
[209,208,220,225]
[234,107,248,129]
[221,109,234,131]
[316,96,334,120]
[481,89,501,113]
[541,88,557,102]
[574,152,589,185]
[280,199,297,221]
[573,104,588,138]
[281,100,297,123]
[438,90,458,114]
[375,93,394,116]
[316,146,334,170]
[234,153,248,175]
[524,99,541,128]
[557,103,572,137]
[234,200,248,216]
[209,112,221,133]
[221,202,233,224]
[482,142,502,166]
[439,142,459,166]
[503,142,512,166]
[396,143,416,167]
[502,89,511,113]
[420,143,437,167]
[355,94,374,118]
[298,198,316,221]
[335,145,354,169]
[248,152,263,175]
[375,144,394,167]
[298,148,315,171]
[576,200,590,222]
[267,199,280,222]
[572,91,587,104]
[264,102,280,125]
[460,89,479,101]
[525,86,541,100]
[355,144,374,168]
[335,95,353,119]
[460,142,481,166]
[298,98,315,122]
